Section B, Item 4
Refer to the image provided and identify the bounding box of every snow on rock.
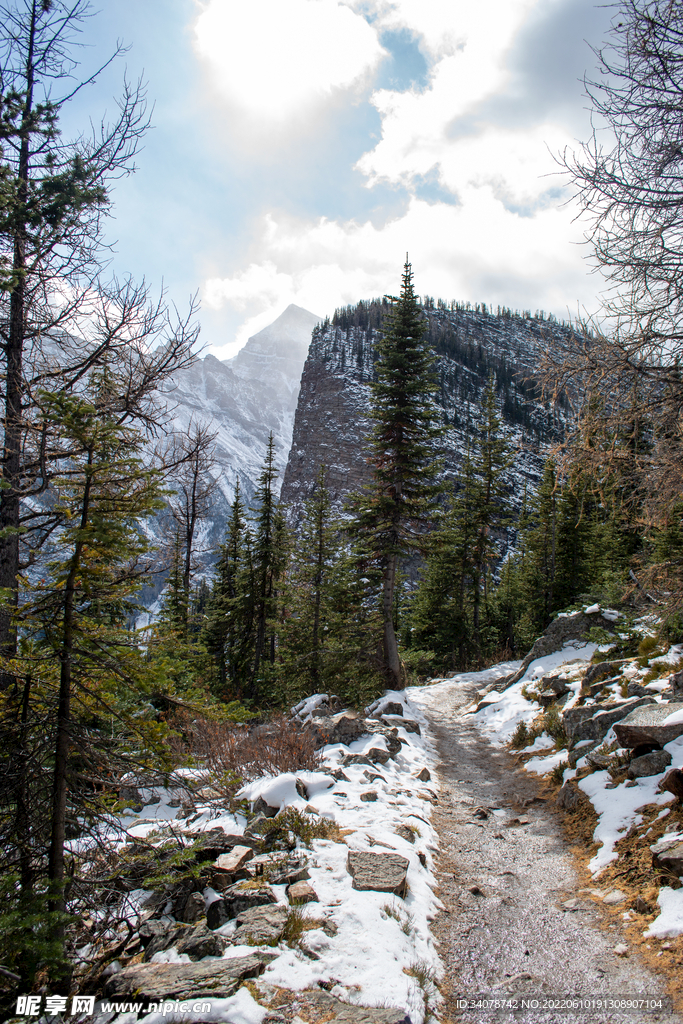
[470,644,597,746]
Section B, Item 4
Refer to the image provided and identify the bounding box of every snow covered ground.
[100,693,444,1024]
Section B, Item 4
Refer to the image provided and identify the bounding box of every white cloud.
[194,0,385,120]
[203,193,597,355]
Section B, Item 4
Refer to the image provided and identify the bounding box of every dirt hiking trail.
[411,672,682,1024]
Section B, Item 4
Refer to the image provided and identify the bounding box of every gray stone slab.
[653,841,683,876]
[627,749,672,778]
[231,904,288,945]
[613,702,683,747]
[105,953,276,1001]
[347,850,409,896]
[564,697,655,743]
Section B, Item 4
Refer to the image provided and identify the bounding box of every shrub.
[170,713,323,797]
[510,721,530,749]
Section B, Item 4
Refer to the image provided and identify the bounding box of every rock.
[635,896,651,914]
[367,747,391,765]
[363,770,386,784]
[143,923,189,961]
[561,898,581,911]
[243,815,270,840]
[415,767,431,782]
[613,702,683,747]
[306,711,366,749]
[360,791,378,802]
[473,807,489,819]
[395,824,415,844]
[329,769,349,782]
[567,741,597,767]
[659,768,683,803]
[287,881,319,904]
[220,882,278,920]
[175,892,205,924]
[295,778,308,798]
[627,749,672,778]
[232,904,288,945]
[603,890,627,905]
[614,943,629,956]
[564,697,655,743]
[503,612,616,689]
[346,850,409,897]
[627,681,651,697]
[206,898,230,930]
[188,828,259,860]
[139,919,174,948]
[264,855,311,886]
[585,751,613,771]
[469,884,485,896]
[374,701,404,718]
[214,846,254,874]
[542,674,571,696]
[253,795,279,818]
[340,754,374,768]
[384,731,403,757]
[537,688,562,708]
[322,919,338,937]
[671,669,683,695]
[105,954,277,1001]
[556,782,589,811]
[652,840,683,875]
[582,662,619,690]
[381,715,421,735]
[177,923,230,960]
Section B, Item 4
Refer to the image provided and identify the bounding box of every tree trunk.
[48,448,93,929]
[382,553,401,687]
[0,2,37,665]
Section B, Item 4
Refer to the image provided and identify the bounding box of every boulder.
[139,919,174,949]
[252,795,279,818]
[177,923,230,960]
[105,954,277,1002]
[564,697,655,743]
[231,904,288,945]
[142,923,189,961]
[346,850,409,897]
[287,880,318,904]
[188,828,259,860]
[360,791,378,802]
[415,767,431,782]
[542,674,572,696]
[174,891,205,924]
[375,701,404,718]
[582,662,619,690]
[670,670,683,695]
[627,750,672,779]
[395,824,415,844]
[307,711,366,749]
[214,845,254,874]
[653,840,683,877]
[367,747,391,765]
[567,741,597,768]
[381,715,421,735]
[220,881,278,921]
[659,768,683,803]
[613,703,683,747]
[206,898,230,930]
[555,782,589,811]
[340,754,374,768]
[248,853,310,885]
[501,611,615,689]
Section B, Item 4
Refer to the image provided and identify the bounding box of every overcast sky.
[63,0,616,357]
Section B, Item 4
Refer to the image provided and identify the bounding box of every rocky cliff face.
[281,303,581,523]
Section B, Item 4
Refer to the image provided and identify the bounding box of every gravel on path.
[410,672,681,1024]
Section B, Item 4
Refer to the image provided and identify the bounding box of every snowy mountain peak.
[228,304,322,382]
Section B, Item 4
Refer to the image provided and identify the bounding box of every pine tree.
[204,479,256,697]
[351,258,443,686]
[250,435,288,700]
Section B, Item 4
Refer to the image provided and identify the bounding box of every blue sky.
[60,0,616,357]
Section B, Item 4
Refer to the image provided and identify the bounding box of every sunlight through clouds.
[194,0,385,119]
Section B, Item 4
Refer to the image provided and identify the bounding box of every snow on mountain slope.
[167,304,322,509]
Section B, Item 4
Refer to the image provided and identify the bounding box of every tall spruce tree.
[250,434,288,700]
[351,258,443,686]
